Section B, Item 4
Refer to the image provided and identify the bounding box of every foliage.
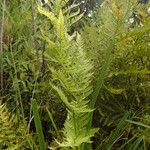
[82,0,150,149]
[0,103,35,149]
[38,0,98,149]
[0,0,150,149]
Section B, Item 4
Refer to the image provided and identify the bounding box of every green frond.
[57,109,98,148]
[38,0,83,30]
[68,13,84,27]
[57,127,98,148]
[63,3,80,14]
[50,29,95,148]
[38,1,97,149]
[56,10,67,41]
[49,82,72,110]
[64,1,84,27]
[0,103,29,149]
[37,6,57,26]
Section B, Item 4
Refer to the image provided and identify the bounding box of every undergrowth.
[0,0,150,150]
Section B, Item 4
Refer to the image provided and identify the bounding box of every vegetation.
[0,0,150,149]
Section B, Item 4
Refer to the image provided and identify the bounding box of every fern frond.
[0,103,31,149]
[38,0,83,29]
[37,6,57,26]
[38,1,98,149]
[63,3,80,14]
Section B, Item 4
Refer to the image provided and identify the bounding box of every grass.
[31,98,46,150]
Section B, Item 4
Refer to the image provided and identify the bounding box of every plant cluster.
[0,0,150,150]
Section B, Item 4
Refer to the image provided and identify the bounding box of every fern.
[0,103,32,149]
[83,0,150,149]
[38,0,83,29]
[38,0,98,149]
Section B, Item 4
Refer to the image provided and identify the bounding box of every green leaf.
[103,111,130,150]
[31,99,46,150]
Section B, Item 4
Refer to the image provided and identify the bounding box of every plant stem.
[10,44,25,125]
[30,0,39,58]
[0,0,6,95]
[46,107,60,137]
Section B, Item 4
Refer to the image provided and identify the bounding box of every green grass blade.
[103,111,130,150]
[90,49,112,109]
[126,120,150,129]
[84,43,114,150]
[46,107,60,137]
[88,43,114,130]
[31,99,46,150]
[130,137,143,150]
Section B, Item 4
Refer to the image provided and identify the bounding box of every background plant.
[82,0,150,149]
